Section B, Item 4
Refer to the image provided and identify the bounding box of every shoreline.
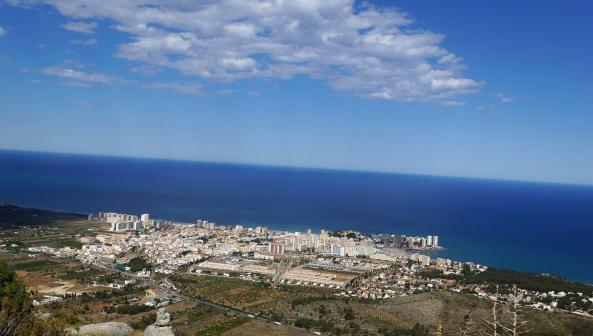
[2,202,592,286]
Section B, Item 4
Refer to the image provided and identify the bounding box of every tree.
[0,259,64,335]
[456,310,477,336]
[344,307,355,320]
[0,258,33,335]
[128,257,151,272]
[411,323,429,336]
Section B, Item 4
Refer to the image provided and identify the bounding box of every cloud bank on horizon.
[8,0,482,102]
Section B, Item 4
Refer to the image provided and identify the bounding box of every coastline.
[1,150,593,284]
[3,202,593,287]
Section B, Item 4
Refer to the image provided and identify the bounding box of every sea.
[1,149,592,284]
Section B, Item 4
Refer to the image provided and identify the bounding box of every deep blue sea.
[1,149,592,284]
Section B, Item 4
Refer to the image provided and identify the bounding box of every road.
[91,262,314,334]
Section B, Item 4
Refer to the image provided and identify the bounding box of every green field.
[194,317,250,336]
[12,259,60,271]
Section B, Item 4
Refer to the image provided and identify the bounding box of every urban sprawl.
[22,211,593,317]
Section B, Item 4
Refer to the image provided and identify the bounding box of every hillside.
[0,203,85,228]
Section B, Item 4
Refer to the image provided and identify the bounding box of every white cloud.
[62,21,97,34]
[130,65,162,76]
[12,0,483,101]
[39,66,123,86]
[493,92,514,103]
[70,38,97,45]
[442,100,466,107]
[38,63,203,95]
[143,82,202,95]
[216,89,239,95]
[0,27,6,36]
[63,81,91,88]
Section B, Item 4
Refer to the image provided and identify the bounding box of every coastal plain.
[1,204,593,336]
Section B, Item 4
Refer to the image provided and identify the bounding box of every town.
[2,205,593,335]
[24,210,593,317]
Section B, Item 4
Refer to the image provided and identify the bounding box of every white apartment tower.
[330,244,346,257]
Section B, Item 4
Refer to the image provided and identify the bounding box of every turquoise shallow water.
[1,149,593,283]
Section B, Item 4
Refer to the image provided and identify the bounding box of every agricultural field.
[0,205,152,330]
[224,320,309,336]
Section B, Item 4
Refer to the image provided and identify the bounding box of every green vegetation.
[130,312,156,330]
[119,304,149,314]
[0,203,85,228]
[61,268,104,281]
[420,267,593,294]
[172,274,282,309]
[92,283,147,305]
[378,324,429,336]
[184,304,218,323]
[0,258,32,334]
[128,256,152,272]
[343,307,355,320]
[53,238,83,249]
[465,268,593,294]
[12,259,60,271]
[194,316,250,336]
[3,240,28,250]
[0,258,64,335]
[291,295,335,308]
[418,269,460,280]
[104,304,152,315]
[556,292,593,311]
[295,317,343,333]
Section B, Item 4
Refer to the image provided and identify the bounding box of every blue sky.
[1,0,592,185]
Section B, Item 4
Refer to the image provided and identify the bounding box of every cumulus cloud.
[0,27,6,36]
[62,21,97,34]
[143,81,202,95]
[442,100,466,107]
[40,66,123,86]
[130,64,162,76]
[216,89,239,95]
[39,63,202,94]
[70,38,97,45]
[12,0,483,101]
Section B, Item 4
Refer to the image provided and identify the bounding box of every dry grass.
[223,320,309,336]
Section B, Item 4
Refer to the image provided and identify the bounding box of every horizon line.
[1,147,592,188]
